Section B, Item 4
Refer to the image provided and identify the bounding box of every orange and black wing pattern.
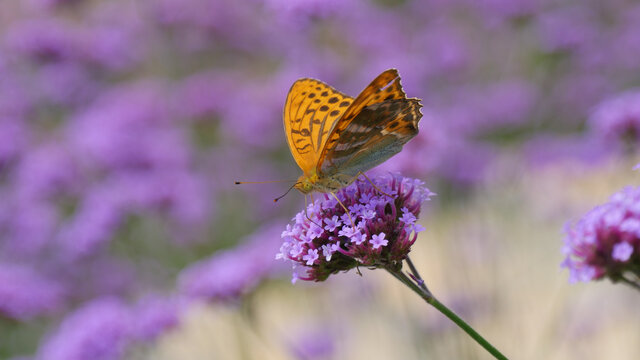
[283,78,354,174]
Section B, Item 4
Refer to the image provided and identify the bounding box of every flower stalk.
[386,257,508,360]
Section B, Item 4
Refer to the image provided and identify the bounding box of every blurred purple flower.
[56,184,124,259]
[27,0,82,10]
[35,62,98,106]
[536,7,600,53]
[172,70,237,119]
[589,89,640,151]
[132,296,181,341]
[0,66,33,118]
[0,264,65,320]
[55,256,138,302]
[14,143,78,200]
[609,5,640,70]
[562,186,640,284]
[6,18,80,63]
[439,80,537,137]
[436,141,495,185]
[37,298,133,360]
[277,175,434,282]
[551,73,613,122]
[79,19,144,72]
[522,134,609,167]
[178,222,285,301]
[0,117,28,166]
[36,294,180,359]
[2,198,58,255]
[264,0,345,27]
[473,0,541,22]
[67,82,189,171]
[287,326,337,360]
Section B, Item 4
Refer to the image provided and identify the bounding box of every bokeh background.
[1,0,640,359]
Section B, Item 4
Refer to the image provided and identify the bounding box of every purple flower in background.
[6,18,80,63]
[56,184,124,259]
[536,7,600,53]
[132,296,181,341]
[67,82,187,170]
[14,143,78,200]
[36,295,180,359]
[287,326,337,360]
[0,117,28,165]
[0,264,65,320]
[35,62,98,106]
[2,198,58,255]
[589,89,640,151]
[522,134,609,167]
[562,186,640,285]
[277,175,434,282]
[178,223,285,301]
[37,298,132,360]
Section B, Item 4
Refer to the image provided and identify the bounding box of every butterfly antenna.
[234,179,295,185]
[274,183,299,203]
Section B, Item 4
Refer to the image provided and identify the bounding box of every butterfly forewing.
[283,78,354,174]
[320,98,423,177]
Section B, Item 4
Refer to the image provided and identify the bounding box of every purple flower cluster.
[178,223,285,301]
[37,296,181,360]
[589,89,640,151]
[563,186,640,283]
[277,175,433,282]
[0,264,65,320]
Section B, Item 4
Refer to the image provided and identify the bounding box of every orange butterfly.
[284,69,423,194]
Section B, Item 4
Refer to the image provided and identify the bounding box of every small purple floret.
[370,233,388,249]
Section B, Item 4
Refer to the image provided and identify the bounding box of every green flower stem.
[619,275,640,291]
[386,265,508,360]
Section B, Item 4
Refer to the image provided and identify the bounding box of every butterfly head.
[294,173,319,194]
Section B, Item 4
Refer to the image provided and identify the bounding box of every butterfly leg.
[304,194,322,228]
[330,192,355,228]
[356,171,393,198]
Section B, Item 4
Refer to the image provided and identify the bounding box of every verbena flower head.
[589,89,640,150]
[562,186,640,283]
[277,175,434,282]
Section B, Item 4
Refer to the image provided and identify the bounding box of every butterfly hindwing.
[283,78,354,174]
[320,98,423,177]
[318,69,408,172]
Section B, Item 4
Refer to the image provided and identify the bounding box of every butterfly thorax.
[294,170,352,194]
